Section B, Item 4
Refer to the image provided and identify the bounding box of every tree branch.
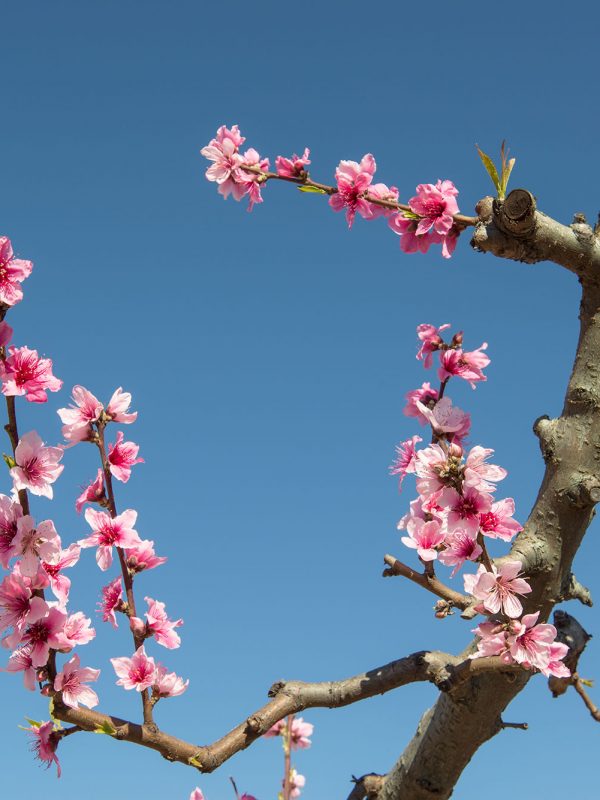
[382,554,471,611]
[347,773,386,800]
[51,650,459,772]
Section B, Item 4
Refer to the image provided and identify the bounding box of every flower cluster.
[201,125,462,258]
[391,323,569,678]
[263,714,313,798]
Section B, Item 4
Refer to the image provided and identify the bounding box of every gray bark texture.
[376,191,600,800]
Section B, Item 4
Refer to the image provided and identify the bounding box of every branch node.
[558,572,594,607]
[267,680,285,698]
[494,189,537,237]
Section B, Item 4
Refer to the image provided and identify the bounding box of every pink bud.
[129,617,146,637]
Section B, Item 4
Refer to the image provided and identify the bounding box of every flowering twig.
[382,554,471,611]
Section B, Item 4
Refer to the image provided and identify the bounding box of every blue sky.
[1,1,598,797]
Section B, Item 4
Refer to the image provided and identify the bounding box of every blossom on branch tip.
[54,653,100,709]
[11,431,64,499]
[75,469,106,514]
[106,387,138,424]
[26,720,61,777]
[201,124,245,185]
[0,236,33,307]
[57,386,103,443]
[111,645,156,691]
[0,346,62,403]
[107,431,144,483]
[329,153,377,228]
[275,148,311,178]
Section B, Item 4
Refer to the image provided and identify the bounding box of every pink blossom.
[415,323,450,368]
[397,492,444,533]
[288,769,306,799]
[403,383,439,425]
[408,180,459,236]
[0,571,39,635]
[389,435,422,488]
[111,645,156,691]
[18,606,70,667]
[11,431,64,499]
[264,718,286,737]
[388,214,439,255]
[479,498,522,541]
[0,493,23,568]
[0,320,13,345]
[26,720,61,777]
[507,612,559,671]
[98,577,124,628]
[414,443,454,496]
[0,236,33,307]
[275,148,311,178]
[329,154,377,228]
[190,790,205,800]
[201,124,245,187]
[106,387,137,424]
[54,654,100,709]
[401,518,445,561]
[289,717,313,749]
[464,561,532,618]
[63,611,95,646]
[438,530,482,576]
[153,663,189,697]
[80,508,140,570]
[415,396,471,441]
[0,346,62,403]
[107,431,144,483]
[141,596,183,649]
[125,539,167,573]
[4,644,36,690]
[440,486,492,536]
[471,620,510,659]
[433,224,460,259]
[366,182,400,219]
[75,469,106,514]
[438,343,490,388]
[540,641,571,678]
[12,516,61,578]
[463,446,507,493]
[230,147,270,211]
[57,385,102,443]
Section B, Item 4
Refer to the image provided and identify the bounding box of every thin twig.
[382,554,471,610]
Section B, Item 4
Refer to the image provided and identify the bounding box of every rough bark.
[376,191,600,800]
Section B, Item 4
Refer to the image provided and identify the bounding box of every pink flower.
[464,561,532,618]
[408,180,459,236]
[98,577,124,628]
[275,148,311,178]
[41,543,81,605]
[111,645,156,691]
[366,182,400,218]
[54,654,100,709]
[106,387,137,424]
[233,148,270,211]
[403,382,439,425]
[107,431,144,483]
[18,606,70,667]
[463,446,506,493]
[540,641,571,678]
[75,469,106,514]
[433,224,460,259]
[11,431,63,499]
[190,789,205,800]
[0,493,23,568]
[57,385,103,443]
[471,620,509,659]
[125,539,167,573]
[26,720,61,777]
[389,435,422,488]
[0,346,62,403]
[0,236,33,307]
[12,516,61,578]
[438,529,482,576]
[440,486,493,536]
[388,214,439,255]
[0,320,13,345]
[264,719,286,737]
[153,663,189,697]
[414,443,454,496]
[80,508,140,570]
[141,596,183,649]
[0,571,39,636]
[401,518,445,561]
[201,124,245,186]
[63,611,95,646]
[289,717,313,749]
[479,498,522,541]
[507,612,559,671]
[438,343,490,388]
[415,323,450,368]
[4,644,36,690]
[415,396,471,441]
[288,769,306,799]
[329,154,377,228]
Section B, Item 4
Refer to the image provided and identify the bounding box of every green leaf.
[475,145,501,194]
[188,754,204,768]
[3,453,16,469]
[401,210,421,220]
[500,157,516,199]
[94,720,117,736]
[297,185,327,195]
[22,717,43,729]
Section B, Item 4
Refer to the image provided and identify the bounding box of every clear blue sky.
[1,1,598,797]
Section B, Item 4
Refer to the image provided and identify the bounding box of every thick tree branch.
[347,773,386,800]
[51,650,459,772]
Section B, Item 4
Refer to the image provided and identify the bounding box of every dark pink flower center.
[479,512,498,532]
[26,620,50,644]
[421,197,446,218]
